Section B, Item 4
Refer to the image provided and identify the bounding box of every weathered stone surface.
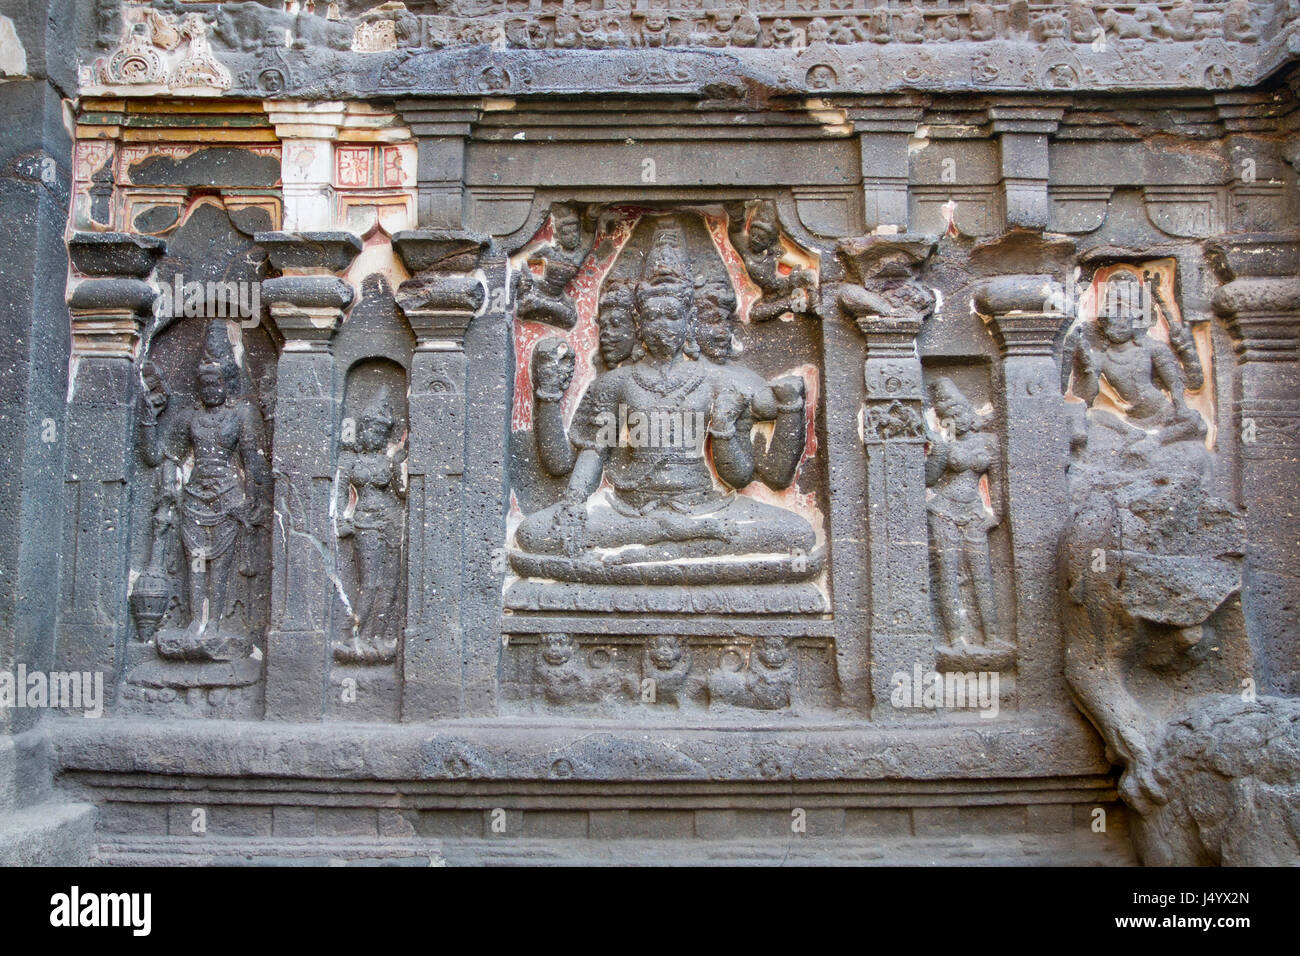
[0,0,1296,868]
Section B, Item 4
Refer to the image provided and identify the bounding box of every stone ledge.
[49,715,1111,782]
[89,832,1135,866]
[0,801,96,867]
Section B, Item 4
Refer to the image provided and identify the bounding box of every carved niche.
[123,199,277,718]
[326,270,416,723]
[501,202,834,715]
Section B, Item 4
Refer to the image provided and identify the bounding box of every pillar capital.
[974,274,1068,357]
[393,229,488,349]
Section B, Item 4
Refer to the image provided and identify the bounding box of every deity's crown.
[598,276,636,309]
[198,320,241,393]
[637,219,694,303]
[696,275,737,313]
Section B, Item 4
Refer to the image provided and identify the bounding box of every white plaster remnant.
[0,16,27,77]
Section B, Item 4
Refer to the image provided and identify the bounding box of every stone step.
[91,832,1136,867]
[0,801,96,866]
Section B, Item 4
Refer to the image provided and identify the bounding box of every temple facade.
[1,0,1299,865]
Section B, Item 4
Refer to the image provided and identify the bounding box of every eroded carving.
[725,200,816,323]
[334,387,408,665]
[1059,265,1297,865]
[925,377,1009,668]
[512,203,589,330]
[137,322,271,664]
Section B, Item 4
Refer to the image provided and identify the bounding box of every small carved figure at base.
[637,636,706,710]
[708,637,796,711]
[533,633,623,707]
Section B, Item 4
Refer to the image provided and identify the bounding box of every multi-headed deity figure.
[512,217,817,584]
[334,388,407,664]
[596,277,637,369]
[138,322,270,662]
[924,377,1003,653]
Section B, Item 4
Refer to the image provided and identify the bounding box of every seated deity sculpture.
[1062,269,1209,482]
[707,637,796,710]
[510,219,819,585]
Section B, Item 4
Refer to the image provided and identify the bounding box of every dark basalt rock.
[67,232,165,278]
[2,0,1299,870]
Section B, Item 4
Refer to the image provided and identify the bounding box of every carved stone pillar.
[264,101,347,232]
[848,103,925,233]
[837,236,938,719]
[990,106,1064,231]
[395,100,482,229]
[975,275,1071,713]
[393,229,487,718]
[58,234,164,696]
[1211,235,1300,694]
[256,231,361,720]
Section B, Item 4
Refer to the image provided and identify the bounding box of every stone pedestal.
[256,231,362,719]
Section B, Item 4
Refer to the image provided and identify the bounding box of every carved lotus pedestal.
[119,641,262,720]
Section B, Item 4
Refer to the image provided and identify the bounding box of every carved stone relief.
[77,1,1294,98]
[334,360,408,666]
[1059,263,1300,864]
[22,0,1300,870]
[502,202,829,712]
